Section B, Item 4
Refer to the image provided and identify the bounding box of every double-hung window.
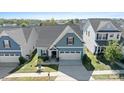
[67,37,74,45]
[3,40,11,48]
[97,34,102,40]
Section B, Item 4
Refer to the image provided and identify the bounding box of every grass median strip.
[93,74,124,80]
[3,76,57,81]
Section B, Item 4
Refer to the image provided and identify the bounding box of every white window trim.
[3,40,11,48]
[97,34,108,40]
[67,37,74,45]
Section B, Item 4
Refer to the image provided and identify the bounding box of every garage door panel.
[0,56,19,63]
[59,52,81,60]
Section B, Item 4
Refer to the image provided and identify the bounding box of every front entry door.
[52,51,56,58]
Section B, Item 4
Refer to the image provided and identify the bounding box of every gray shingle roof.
[35,25,66,47]
[0,27,33,45]
[88,18,121,32]
[22,27,33,42]
[35,25,82,47]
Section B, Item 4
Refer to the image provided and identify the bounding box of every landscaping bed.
[82,49,123,71]
[93,74,124,80]
[3,76,57,81]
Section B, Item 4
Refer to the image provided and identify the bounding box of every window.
[97,34,102,40]
[110,34,114,37]
[15,53,20,56]
[42,50,46,55]
[3,40,11,48]
[5,53,9,56]
[0,53,4,56]
[76,51,80,53]
[60,51,64,53]
[67,37,74,45]
[117,34,120,39]
[71,51,75,53]
[65,51,69,53]
[103,34,108,40]
[10,53,14,56]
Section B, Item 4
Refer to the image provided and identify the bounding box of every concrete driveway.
[55,60,93,81]
[0,63,18,80]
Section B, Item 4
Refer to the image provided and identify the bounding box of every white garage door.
[59,51,81,60]
[0,56,19,63]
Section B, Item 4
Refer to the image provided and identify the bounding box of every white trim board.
[57,47,83,48]
[0,50,21,52]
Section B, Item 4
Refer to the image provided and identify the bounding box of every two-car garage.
[59,51,82,60]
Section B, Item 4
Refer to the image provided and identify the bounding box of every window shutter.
[73,37,74,44]
[67,38,68,45]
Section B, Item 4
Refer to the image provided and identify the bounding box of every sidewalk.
[92,70,124,75]
[5,72,58,78]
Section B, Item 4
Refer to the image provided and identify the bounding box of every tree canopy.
[104,40,123,63]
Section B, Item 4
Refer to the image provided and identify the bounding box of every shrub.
[19,56,27,65]
[42,56,49,61]
[56,57,59,62]
[120,58,124,63]
[38,56,49,62]
[82,54,95,71]
[82,54,87,62]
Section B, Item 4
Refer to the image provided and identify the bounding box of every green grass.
[84,49,110,70]
[16,54,39,73]
[83,49,123,71]
[3,76,57,81]
[14,54,58,73]
[93,74,124,80]
[42,65,59,72]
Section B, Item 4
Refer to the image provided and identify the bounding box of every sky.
[0,12,124,19]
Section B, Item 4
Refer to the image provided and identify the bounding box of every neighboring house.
[0,27,37,63]
[36,25,84,60]
[83,18,123,54]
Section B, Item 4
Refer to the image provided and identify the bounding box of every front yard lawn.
[42,65,59,72]
[93,74,124,80]
[3,76,57,81]
[16,54,39,73]
[12,54,58,73]
[82,49,123,71]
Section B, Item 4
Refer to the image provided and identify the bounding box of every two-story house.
[83,18,122,54]
[35,25,84,60]
[0,27,37,64]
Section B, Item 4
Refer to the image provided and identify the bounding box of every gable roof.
[0,25,82,48]
[35,25,66,47]
[88,18,121,32]
[35,25,82,47]
[0,27,33,45]
[22,27,33,42]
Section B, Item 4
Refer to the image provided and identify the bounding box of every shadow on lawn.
[96,54,123,70]
[82,54,95,71]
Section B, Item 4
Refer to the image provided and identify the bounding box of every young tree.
[104,40,123,63]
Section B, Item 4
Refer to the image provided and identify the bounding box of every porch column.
[95,46,98,54]
[48,50,51,59]
[56,50,59,58]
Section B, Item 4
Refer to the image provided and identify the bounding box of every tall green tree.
[104,40,123,63]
